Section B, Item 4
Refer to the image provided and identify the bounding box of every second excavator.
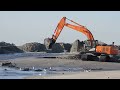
[44,17,119,62]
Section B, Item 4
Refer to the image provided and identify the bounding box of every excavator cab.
[83,40,98,51]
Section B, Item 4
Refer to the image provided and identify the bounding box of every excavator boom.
[65,23,94,41]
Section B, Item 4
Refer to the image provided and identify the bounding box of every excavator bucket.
[44,38,55,50]
[44,38,52,49]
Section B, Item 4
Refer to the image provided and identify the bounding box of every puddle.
[48,67,84,72]
[0,67,58,79]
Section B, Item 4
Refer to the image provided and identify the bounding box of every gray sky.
[0,11,120,46]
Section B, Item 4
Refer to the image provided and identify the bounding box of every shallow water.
[0,67,59,79]
[0,66,85,79]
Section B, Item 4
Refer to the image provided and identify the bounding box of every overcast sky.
[0,11,120,45]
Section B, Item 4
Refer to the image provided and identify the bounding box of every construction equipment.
[44,17,119,62]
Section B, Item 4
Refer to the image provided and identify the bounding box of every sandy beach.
[24,70,120,79]
[7,57,120,69]
[0,56,118,79]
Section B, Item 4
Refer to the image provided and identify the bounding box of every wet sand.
[9,57,120,70]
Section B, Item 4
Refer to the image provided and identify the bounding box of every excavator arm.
[65,23,94,41]
[44,17,95,49]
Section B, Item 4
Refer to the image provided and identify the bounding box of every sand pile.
[0,42,23,54]
[18,42,46,52]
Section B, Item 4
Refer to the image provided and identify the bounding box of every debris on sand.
[19,67,30,71]
[1,61,16,67]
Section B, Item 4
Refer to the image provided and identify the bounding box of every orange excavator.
[44,17,119,62]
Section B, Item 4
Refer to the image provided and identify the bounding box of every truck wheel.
[92,56,99,61]
[81,54,94,61]
[99,54,110,62]
[109,55,119,62]
[81,54,88,61]
[92,52,101,56]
